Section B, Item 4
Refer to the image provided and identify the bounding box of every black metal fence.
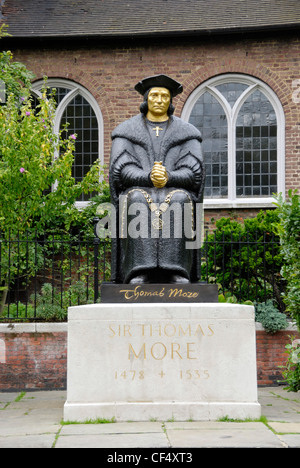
[0,229,284,321]
[0,231,110,321]
[200,230,284,311]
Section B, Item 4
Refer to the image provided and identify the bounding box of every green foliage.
[0,88,104,235]
[255,299,288,334]
[0,47,106,236]
[279,337,300,392]
[63,188,111,237]
[0,50,35,103]
[33,281,94,322]
[0,49,108,313]
[0,24,10,38]
[2,301,35,320]
[273,190,300,331]
[3,281,96,321]
[214,283,253,305]
[202,211,284,309]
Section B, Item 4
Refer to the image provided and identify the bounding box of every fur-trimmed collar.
[111,114,202,154]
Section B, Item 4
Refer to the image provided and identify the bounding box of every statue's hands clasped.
[150,161,168,188]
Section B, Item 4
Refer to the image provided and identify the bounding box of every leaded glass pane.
[48,87,71,106]
[189,92,228,198]
[215,82,248,107]
[236,90,277,197]
[61,94,99,201]
[31,87,71,109]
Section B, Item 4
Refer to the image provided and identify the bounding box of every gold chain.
[121,189,194,234]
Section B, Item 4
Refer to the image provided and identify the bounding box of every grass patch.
[62,416,116,425]
[218,415,268,424]
[14,391,26,402]
[166,415,176,422]
[0,391,26,410]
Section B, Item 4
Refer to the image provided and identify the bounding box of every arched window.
[181,75,285,208]
[31,79,104,206]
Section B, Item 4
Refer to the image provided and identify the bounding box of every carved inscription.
[109,323,214,338]
[108,322,213,381]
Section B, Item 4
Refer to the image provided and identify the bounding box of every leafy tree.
[0,90,104,234]
[0,39,106,313]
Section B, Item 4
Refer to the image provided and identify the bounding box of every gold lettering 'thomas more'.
[168,288,198,299]
[139,323,214,337]
[109,323,214,338]
[128,342,197,360]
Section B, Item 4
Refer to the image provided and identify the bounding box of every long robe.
[109,113,205,283]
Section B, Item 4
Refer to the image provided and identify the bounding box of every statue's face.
[147,87,171,120]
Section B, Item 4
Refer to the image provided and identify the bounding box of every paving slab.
[56,431,169,449]
[164,421,284,448]
[0,393,19,403]
[0,417,61,437]
[0,434,55,448]
[56,421,169,448]
[0,387,299,448]
[258,387,300,422]
[60,421,163,435]
[268,422,300,433]
[278,434,300,448]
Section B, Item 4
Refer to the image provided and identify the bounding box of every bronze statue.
[109,75,205,284]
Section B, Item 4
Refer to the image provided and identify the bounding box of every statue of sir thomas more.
[109,74,205,285]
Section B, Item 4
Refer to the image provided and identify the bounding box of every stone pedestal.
[64,303,261,422]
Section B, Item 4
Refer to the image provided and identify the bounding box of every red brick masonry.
[0,323,299,391]
[0,324,67,392]
[12,31,300,198]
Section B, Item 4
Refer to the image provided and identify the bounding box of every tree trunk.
[0,284,8,316]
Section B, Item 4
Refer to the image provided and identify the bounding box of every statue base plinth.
[100,282,218,303]
[64,303,260,422]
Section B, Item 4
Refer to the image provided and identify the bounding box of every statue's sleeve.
[110,138,151,190]
[166,139,204,193]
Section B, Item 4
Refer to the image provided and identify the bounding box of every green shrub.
[2,302,35,320]
[279,337,300,392]
[255,300,288,334]
[33,281,94,322]
[202,211,284,309]
[274,190,300,331]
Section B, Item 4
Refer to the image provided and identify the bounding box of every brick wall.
[0,323,299,391]
[256,327,300,386]
[9,30,300,201]
[204,208,265,231]
[0,324,67,391]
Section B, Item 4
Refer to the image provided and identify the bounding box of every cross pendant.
[153,126,163,137]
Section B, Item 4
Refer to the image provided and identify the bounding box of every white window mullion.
[227,108,235,203]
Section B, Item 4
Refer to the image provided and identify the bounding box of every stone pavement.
[0,387,299,449]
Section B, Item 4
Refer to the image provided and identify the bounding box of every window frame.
[31,79,104,209]
[181,74,285,209]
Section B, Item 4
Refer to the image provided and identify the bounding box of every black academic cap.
[134,74,183,97]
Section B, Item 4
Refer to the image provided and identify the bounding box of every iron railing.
[0,229,284,321]
[200,230,284,310]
